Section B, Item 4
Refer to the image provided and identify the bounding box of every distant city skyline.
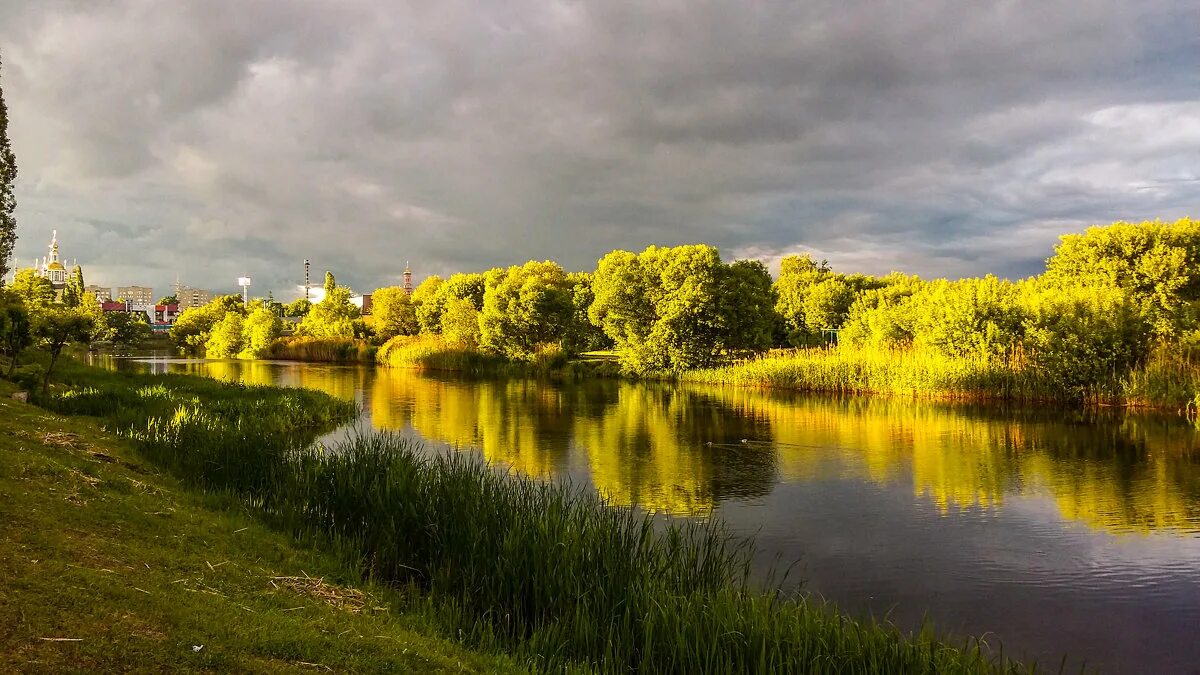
[1,1,1197,299]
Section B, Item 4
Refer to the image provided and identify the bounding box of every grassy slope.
[0,379,521,674]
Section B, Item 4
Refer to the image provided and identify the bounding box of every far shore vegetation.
[150,217,1200,413]
[0,361,1037,673]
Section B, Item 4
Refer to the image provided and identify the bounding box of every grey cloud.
[2,0,1198,299]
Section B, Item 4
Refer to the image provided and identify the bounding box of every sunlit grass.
[269,335,377,362]
[686,345,1200,410]
[1121,348,1200,411]
[376,334,584,376]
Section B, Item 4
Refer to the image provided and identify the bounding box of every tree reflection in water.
[97,356,1200,533]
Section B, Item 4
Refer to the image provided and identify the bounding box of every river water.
[101,356,1200,673]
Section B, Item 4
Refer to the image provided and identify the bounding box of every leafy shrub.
[9,363,45,391]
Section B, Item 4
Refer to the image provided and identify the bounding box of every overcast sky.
[1,1,1197,299]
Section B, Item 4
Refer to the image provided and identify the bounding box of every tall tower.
[403,261,413,296]
[304,258,311,302]
[238,276,252,306]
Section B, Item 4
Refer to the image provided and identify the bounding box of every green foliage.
[9,363,43,391]
[33,305,94,389]
[1021,281,1152,396]
[11,269,54,308]
[412,275,446,333]
[156,294,178,305]
[443,272,488,310]
[591,245,773,373]
[0,53,15,285]
[773,254,889,346]
[369,286,419,342]
[718,259,777,353]
[840,273,923,349]
[170,295,244,356]
[204,312,244,359]
[479,260,574,361]
[283,297,311,317]
[141,218,1200,406]
[299,285,361,339]
[0,289,32,376]
[562,271,611,354]
[1045,217,1200,338]
[774,253,832,345]
[410,272,489,337]
[61,265,85,307]
[911,276,1026,359]
[76,291,107,342]
[441,296,481,348]
[323,270,336,297]
[238,305,282,359]
[104,310,152,349]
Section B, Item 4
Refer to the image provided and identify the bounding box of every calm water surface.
[103,357,1200,673]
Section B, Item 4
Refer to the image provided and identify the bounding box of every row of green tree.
[169,218,1199,387]
[0,274,153,390]
[170,271,358,358]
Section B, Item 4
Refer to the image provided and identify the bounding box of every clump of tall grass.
[37,362,1031,673]
[269,336,377,363]
[377,335,617,379]
[685,346,1056,402]
[266,433,1026,673]
[377,335,527,375]
[1121,347,1200,411]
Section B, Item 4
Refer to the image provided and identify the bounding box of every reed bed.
[376,334,556,376]
[683,347,1052,401]
[1120,348,1200,411]
[37,363,1033,673]
[686,345,1200,411]
[269,336,377,362]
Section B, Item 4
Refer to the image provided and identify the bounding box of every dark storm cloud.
[2,0,1197,297]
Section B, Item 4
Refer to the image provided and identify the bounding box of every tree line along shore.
[4,217,1199,414]
[236,218,1200,412]
[0,360,1041,673]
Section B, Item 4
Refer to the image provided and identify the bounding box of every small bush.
[9,363,45,392]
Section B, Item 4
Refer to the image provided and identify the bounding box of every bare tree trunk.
[42,346,60,393]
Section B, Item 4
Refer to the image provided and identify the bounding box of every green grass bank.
[0,377,520,673]
[7,361,1039,673]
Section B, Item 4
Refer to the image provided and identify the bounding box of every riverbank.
[0,377,520,673]
[7,361,1034,673]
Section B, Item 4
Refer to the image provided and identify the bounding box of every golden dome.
[47,261,66,271]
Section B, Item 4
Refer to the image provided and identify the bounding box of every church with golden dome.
[33,230,71,298]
